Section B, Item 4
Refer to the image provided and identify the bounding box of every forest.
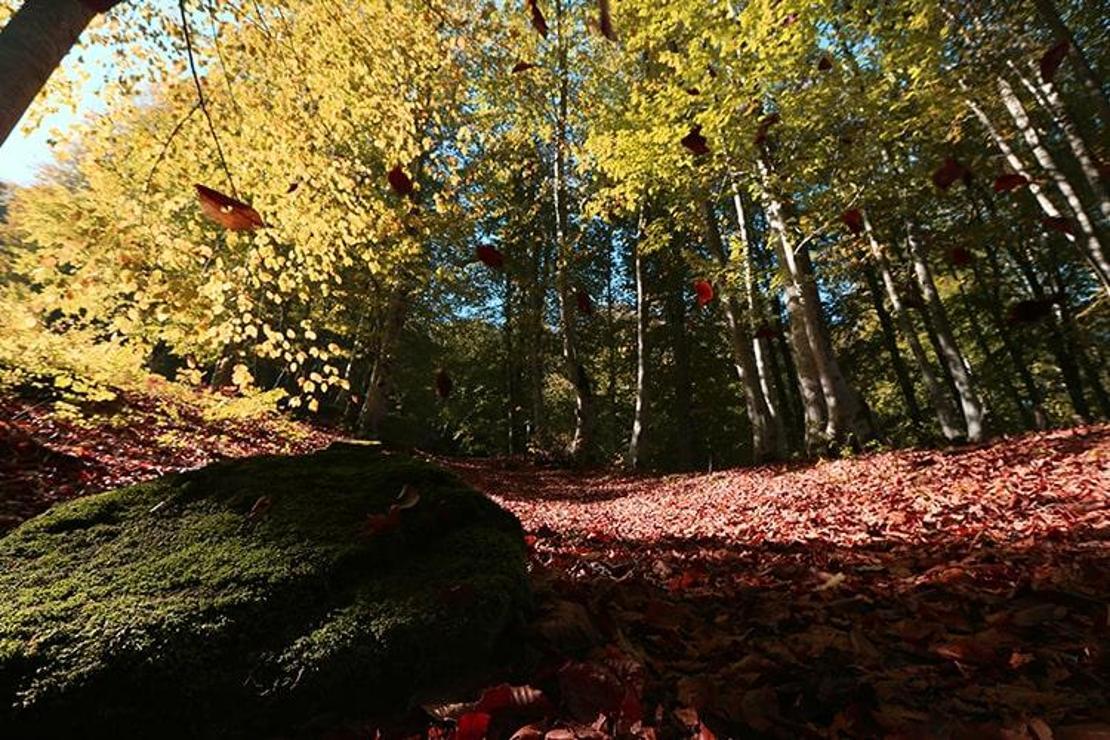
[0,0,1107,738]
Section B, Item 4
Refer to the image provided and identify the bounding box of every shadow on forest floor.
[443,425,1110,738]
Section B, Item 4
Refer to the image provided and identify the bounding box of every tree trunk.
[1003,232,1092,420]
[904,225,986,442]
[551,0,592,461]
[700,197,780,462]
[965,94,1110,296]
[357,289,409,439]
[759,156,874,449]
[0,0,119,147]
[1029,0,1110,126]
[862,209,962,440]
[731,184,787,459]
[1014,62,1108,213]
[862,264,925,431]
[996,77,1110,292]
[628,233,648,470]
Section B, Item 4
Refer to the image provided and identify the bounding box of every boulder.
[0,442,529,738]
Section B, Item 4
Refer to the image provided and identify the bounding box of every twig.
[141,99,201,227]
[179,0,238,198]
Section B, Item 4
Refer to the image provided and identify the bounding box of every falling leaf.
[388,165,414,197]
[598,0,616,41]
[681,125,710,156]
[477,245,505,270]
[841,208,864,235]
[476,683,551,715]
[754,113,781,145]
[817,55,833,71]
[932,157,971,191]
[246,495,272,522]
[528,0,548,38]
[394,483,421,510]
[694,279,714,307]
[512,61,539,73]
[1041,216,1075,236]
[576,289,593,316]
[1007,298,1055,324]
[435,368,453,399]
[286,182,300,194]
[456,712,492,740]
[946,246,974,267]
[195,184,264,231]
[993,173,1030,193]
[1039,40,1069,83]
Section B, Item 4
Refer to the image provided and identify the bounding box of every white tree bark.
[965,94,1110,296]
[628,234,647,470]
[997,77,1110,291]
[861,210,963,440]
[701,198,781,462]
[758,157,873,448]
[904,226,986,442]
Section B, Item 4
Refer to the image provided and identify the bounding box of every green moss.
[0,443,529,738]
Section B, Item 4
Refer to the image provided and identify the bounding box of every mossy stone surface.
[0,442,529,738]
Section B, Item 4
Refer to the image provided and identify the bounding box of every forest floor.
[1,389,1108,738]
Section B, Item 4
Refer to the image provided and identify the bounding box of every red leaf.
[781,12,798,27]
[754,112,781,145]
[841,208,864,235]
[286,181,300,194]
[598,0,616,41]
[946,246,974,267]
[557,661,626,722]
[528,0,548,38]
[932,157,970,191]
[388,165,414,197]
[681,126,710,156]
[435,369,453,399]
[477,245,505,270]
[1007,298,1055,325]
[817,55,833,71]
[993,173,1029,193]
[456,711,491,740]
[195,184,264,231]
[694,279,714,307]
[362,509,400,537]
[476,683,550,715]
[1041,216,1075,236]
[576,289,594,316]
[512,61,539,73]
[1039,40,1069,83]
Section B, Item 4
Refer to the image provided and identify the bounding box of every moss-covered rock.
[0,442,530,738]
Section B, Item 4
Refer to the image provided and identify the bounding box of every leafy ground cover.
[0,385,334,532]
[439,426,1110,739]
[1,391,1107,738]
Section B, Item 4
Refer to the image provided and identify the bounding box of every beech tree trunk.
[862,265,925,430]
[731,184,787,459]
[759,156,874,449]
[357,289,409,439]
[862,210,962,440]
[1029,0,1110,126]
[997,77,1110,287]
[551,0,592,461]
[1014,62,1108,213]
[0,0,121,146]
[628,232,648,470]
[700,198,780,462]
[965,94,1110,296]
[904,226,986,442]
